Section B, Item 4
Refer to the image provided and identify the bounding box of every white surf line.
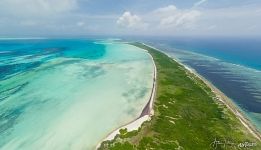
[95,45,157,149]
[187,66,261,141]
[141,43,261,141]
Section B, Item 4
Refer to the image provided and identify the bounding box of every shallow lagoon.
[0,39,154,149]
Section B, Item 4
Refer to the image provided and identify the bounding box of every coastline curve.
[95,44,157,149]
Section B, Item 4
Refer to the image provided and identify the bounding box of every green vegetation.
[99,43,261,150]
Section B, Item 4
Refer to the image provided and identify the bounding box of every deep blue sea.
[151,37,261,70]
[128,36,261,131]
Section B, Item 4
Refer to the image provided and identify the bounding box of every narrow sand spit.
[142,43,261,141]
[96,48,157,149]
[190,70,261,141]
[96,43,260,150]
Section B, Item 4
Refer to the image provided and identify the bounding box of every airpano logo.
[238,141,257,148]
[210,138,257,149]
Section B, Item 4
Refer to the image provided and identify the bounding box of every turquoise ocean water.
[0,39,154,149]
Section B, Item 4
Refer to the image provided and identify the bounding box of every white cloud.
[206,25,217,30]
[116,5,202,34]
[193,0,208,7]
[20,20,38,26]
[1,0,260,36]
[256,9,261,14]
[160,10,201,28]
[154,5,177,14]
[154,5,201,29]
[76,21,85,27]
[116,11,147,29]
[0,0,78,17]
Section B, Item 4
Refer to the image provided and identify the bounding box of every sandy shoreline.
[186,67,261,141]
[95,48,157,149]
[96,42,260,149]
[142,43,261,141]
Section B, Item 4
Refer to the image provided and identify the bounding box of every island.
[98,42,261,150]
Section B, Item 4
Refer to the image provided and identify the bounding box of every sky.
[0,0,261,37]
